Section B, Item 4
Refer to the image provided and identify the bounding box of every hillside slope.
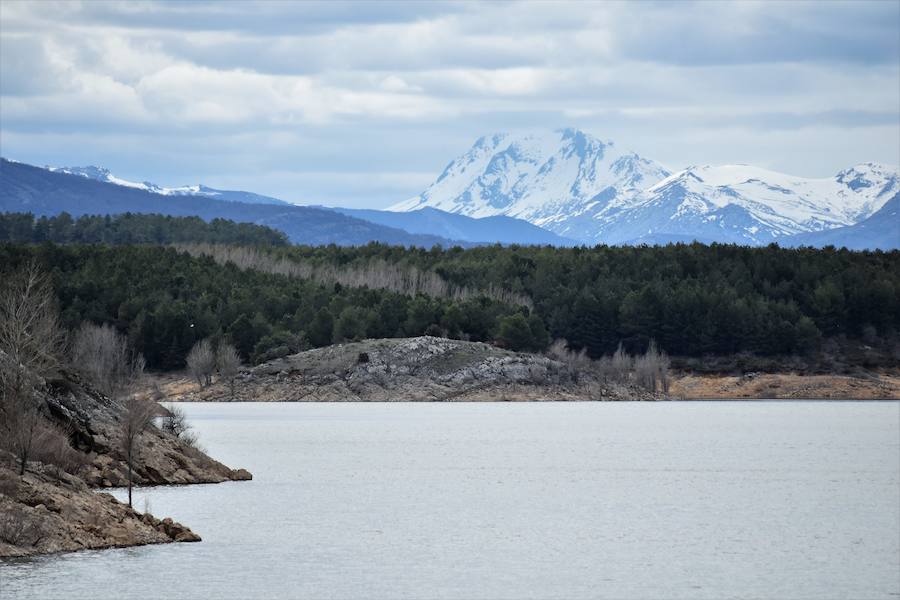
[328,206,578,246]
[0,159,462,247]
[158,337,656,403]
[783,193,900,250]
[0,366,250,557]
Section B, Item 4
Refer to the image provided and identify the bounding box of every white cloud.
[0,0,897,207]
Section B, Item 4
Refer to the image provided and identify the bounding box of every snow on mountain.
[390,130,899,246]
[783,191,900,251]
[390,128,671,238]
[46,165,289,206]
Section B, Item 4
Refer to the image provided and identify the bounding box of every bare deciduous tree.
[72,322,134,399]
[161,403,199,448]
[32,423,89,478]
[175,243,533,309]
[216,342,241,399]
[0,262,65,475]
[546,337,671,398]
[546,339,591,382]
[186,339,215,387]
[611,343,632,384]
[634,339,670,395]
[122,392,155,508]
[72,321,149,506]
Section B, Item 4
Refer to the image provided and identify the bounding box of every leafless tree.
[121,390,154,507]
[610,342,632,383]
[161,403,199,448]
[186,339,215,387]
[546,338,591,382]
[72,321,148,505]
[32,422,89,478]
[216,342,241,399]
[175,243,533,309]
[634,339,670,395]
[72,322,134,399]
[0,262,65,475]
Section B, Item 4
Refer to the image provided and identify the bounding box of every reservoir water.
[2,401,898,599]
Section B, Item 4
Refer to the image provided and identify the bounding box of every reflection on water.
[2,401,899,600]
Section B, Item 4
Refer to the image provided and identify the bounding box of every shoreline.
[146,371,900,403]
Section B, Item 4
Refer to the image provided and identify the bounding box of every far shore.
[145,371,900,403]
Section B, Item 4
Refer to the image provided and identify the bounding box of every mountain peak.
[389,129,667,228]
[49,165,112,181]
[390,130,899,246]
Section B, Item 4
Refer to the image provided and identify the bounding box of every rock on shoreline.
[0,463,199,558]
[0,369,252,559]
[162,337,655,402]
[44,369,252,488]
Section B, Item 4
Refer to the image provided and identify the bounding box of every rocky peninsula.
[156,336,657,403]
[0,369,251,558]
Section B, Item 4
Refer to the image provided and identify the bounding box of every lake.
[2,401,898,599]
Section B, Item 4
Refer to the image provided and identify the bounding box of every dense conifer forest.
[2,213,897,372]
[0,212,288,247]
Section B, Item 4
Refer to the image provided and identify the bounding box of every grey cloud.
[1,0,897,208]
[0,36,70,96]
[615,1,900,65]
[18,1,469,36]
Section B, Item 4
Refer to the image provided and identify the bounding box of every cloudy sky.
[1,0,898,208]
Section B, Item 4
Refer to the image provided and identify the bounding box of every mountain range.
[391,128,898,248]
[0,159,457,247]
[47,165,291,206]
[2,126,898,250]
[1,159,571,247]
[324,206,576,246]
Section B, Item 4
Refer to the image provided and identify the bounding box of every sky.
[1,0,898,208]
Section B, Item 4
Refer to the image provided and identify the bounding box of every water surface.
[3,401,899,599]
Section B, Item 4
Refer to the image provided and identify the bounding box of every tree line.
[0,212,289,247]
[257,241,900,358]
[0,243,535,369]
[2,216,897,367]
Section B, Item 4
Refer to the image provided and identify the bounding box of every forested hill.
[0,159,462,247]
[1,241,896,372]
[0,212,289,246]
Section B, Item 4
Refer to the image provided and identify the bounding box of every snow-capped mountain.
[596,162,899,245]
[391,128,671,241]
[47,165,289,206]
[390,129,899,246]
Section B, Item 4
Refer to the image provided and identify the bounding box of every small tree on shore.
[73,322,131,398]
[186,339,215,387]
[0,262,65,476]
[161,403,199,448]
[634,339,670,395]
[122,390,155,507]
[610,343,632,383]
[73,321,149,506]
[216,342,241,399]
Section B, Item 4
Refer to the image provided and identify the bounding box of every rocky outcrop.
[43,369,251,488]
[162,337,655,402]
[0,461,199,558]
[0,369,252,558]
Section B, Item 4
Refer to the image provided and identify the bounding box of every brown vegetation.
[0,261,66,475]
[174,243,533,308]
[0,264,252,557]
[186,338,216,387]
[670,372,900,400]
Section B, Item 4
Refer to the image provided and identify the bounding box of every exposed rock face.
[0,369,252,558]
[0,462,199,558]
[43,370,251,487]
[163,337,653,402]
